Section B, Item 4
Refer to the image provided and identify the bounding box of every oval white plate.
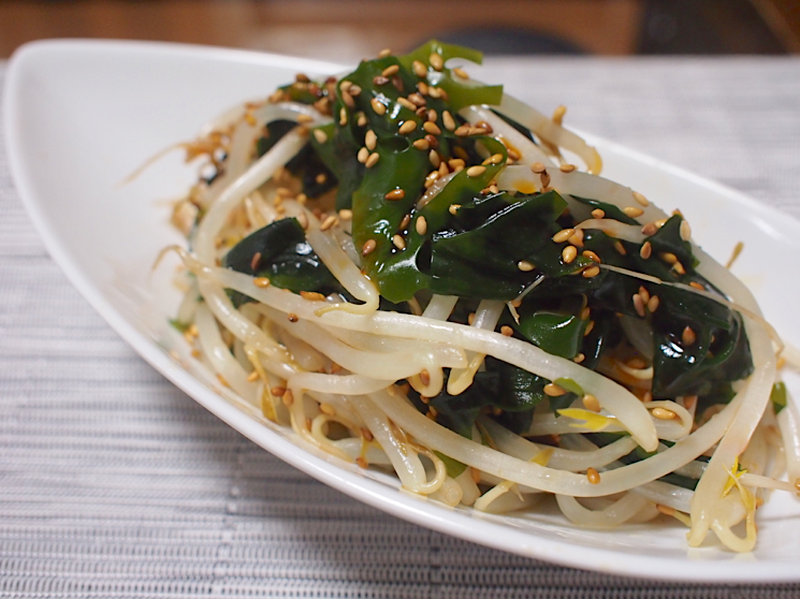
[6,39,800,582]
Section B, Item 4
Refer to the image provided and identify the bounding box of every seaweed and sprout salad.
[163,41,798,552]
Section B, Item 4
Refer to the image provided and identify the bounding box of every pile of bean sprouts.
[160,63,800,553]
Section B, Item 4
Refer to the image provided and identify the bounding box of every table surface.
[3,53,800,598]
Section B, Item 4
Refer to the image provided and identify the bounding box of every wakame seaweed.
[221,40,753,439]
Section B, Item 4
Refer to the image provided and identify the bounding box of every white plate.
[6,39,800,582]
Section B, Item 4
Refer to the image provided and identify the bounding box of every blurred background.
[1,0,799,62]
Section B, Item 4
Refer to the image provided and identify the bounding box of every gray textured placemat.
[2,56,800,598]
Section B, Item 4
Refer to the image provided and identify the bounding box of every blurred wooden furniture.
[0,0,797,60]
[1,0,642,61]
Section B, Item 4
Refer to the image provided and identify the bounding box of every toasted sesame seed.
[582,394,601,412]
[499,325,514,337]
[300,291,326,301]
[415,216,428,235]
[365,152,380,168]
[373,75,389,87]
[448,203,461,215]
[412,60,427,77]
[531,162,546,174]
[282,389,294,406]
[357,146,369,163]
[398,120,417,135]
[632,191,650,207]
[562,245,578,264]
[673,261,686,275]
[412,139,430,150]
[320,215,338,231]
[647,295,660,312]
[296,211,309,230]
[378,48,392,58]
[407,92,426,107]
[315,173,327,184]
[638,286,650,303]
[341,89,355,109]
[614,241,627,255]
[559,164,576,173]
[417,81,429,95]
[250,251,262,271]
[659,252,678,265]
[540,172,551,189]
[633,293,646,317]
[573,353,585,364]
[580,307,591,320]
[313,129,328,144]
[567,233,584,248]
[581,250,600,263]
[429,53,444,71]
[680,219,692,241]
[623,206,644,218]
[338,209,353,221]
[584,320,595,336]
[453,67,469,79]
[318,402,336,416]
[466,165,486,177]
[689,281,705,290]
[591,208,605,219]
[253,277,271,288]
[429,150,441,168]
[427,109,437,122]
[641,222,658,236]
[543,383,566,397]
[454,124,470,136]
[370,98,386,115]
[287,313,299,323]
[356,112,367,127]
[397,97,416,111]
[517,260,535,272]
[419,369,431,386]
[582,265,601,278]
[399,213,411,230]
[382,64,399,78]
[385,188,405,201]
[586,468,601,484]
[682,326,696,346]
[392,234,406,249]
[552,228,575,243]
[270,386,286,397]
[365,129,377,151]
[448,158,465,170]
[442,111,456,131]
[362,239,377,255]
[652,407,677,420]
[246,370,260,382]
[296,113,314,124]
[640,241,652,259]
[422,121,441,136]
